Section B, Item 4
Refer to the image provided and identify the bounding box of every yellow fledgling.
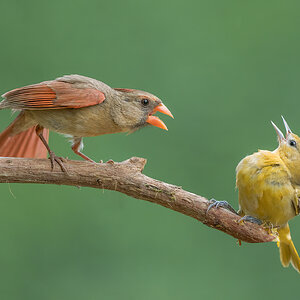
[236,116,300,273]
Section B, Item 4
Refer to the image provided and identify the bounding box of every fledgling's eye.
[289,140,297,147]
[141,99,149,106]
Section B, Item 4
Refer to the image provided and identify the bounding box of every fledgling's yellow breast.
[236,150,297,226]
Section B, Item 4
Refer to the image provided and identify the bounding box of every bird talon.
[49,151,67,172]
[206,198,237,214]
[237,215,263,225]
[59,156,67,163]
[261,222,278,235]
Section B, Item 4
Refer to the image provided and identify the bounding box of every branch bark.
[0,157,275,243]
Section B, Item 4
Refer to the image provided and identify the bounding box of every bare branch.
[0,157,275,243]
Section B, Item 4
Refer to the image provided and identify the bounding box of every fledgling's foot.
[49,151,67,172]
[238,215,263,225]
[206,198,237,214]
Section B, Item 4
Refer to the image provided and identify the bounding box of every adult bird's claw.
[49,151,67,172]
[206,198,237,214]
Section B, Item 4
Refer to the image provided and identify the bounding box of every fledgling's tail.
[278,223,300,273]
[0,113,49,159]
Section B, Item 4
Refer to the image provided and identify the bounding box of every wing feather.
[2,81,106,110]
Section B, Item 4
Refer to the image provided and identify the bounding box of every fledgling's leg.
[238,215,263,225]
[206,198,238,214]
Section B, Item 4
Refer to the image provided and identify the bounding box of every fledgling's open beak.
[146,103,174,130]
[281,115,293,137]
[271,121,285,143]
[271,116,293,144]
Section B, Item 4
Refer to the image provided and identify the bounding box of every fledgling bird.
[236,117,300,273]
[0,75,173,170]
[208,117,300,273]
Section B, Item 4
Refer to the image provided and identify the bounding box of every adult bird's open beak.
[146,103,174,130]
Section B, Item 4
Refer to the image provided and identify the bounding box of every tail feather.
[278,223,300,273]
[0,120,49,159]
[279,242,291,267]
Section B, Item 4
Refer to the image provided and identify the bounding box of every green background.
[0,0,300,299]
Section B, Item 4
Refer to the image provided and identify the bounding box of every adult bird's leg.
[35,125,67,172]
[71,138,96,163]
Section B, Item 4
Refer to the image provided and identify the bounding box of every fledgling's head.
[111,88,173,132]
[272,117,300,181]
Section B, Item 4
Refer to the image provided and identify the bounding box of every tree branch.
[0,157,275,243]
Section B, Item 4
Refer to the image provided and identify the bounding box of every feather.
[1,80,106,110]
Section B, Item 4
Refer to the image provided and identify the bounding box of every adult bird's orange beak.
[146,103,174,130]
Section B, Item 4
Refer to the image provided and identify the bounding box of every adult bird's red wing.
[2,81,106,110]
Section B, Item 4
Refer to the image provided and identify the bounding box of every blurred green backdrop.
[0,0,300,299]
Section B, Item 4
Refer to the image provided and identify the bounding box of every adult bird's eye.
[141,98,149,106]
[289,140,297,147]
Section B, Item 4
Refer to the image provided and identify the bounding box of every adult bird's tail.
[278,223,300,273]
[0,114,49,158]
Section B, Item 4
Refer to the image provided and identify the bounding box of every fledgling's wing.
[236,150,297,225]
[1,75,106,110]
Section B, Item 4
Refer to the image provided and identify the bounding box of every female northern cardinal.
[209,117,300,273]
[0,75,173,170]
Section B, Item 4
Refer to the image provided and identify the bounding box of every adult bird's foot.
[238,215,263,225]
[49,151,67,172]
[206,199,237,214]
